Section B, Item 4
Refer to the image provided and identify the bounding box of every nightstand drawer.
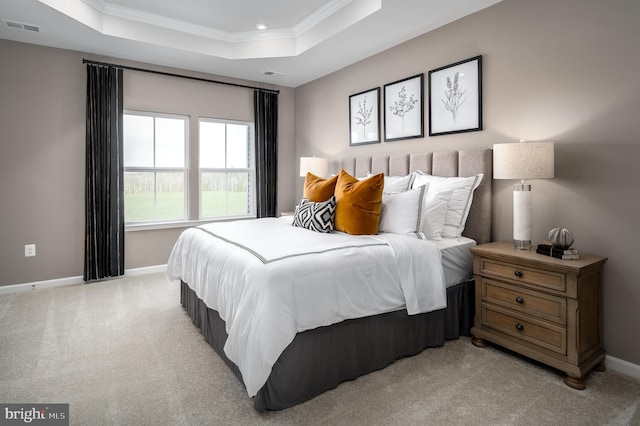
[482,278,567,325]
[479,259,566,293]
[481,304,567,355]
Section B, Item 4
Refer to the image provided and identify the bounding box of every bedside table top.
[470,241,607,273]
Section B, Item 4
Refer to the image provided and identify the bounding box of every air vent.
[22,24,40,32]
[2,19,41,32]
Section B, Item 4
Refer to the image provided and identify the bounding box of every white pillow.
[421,190,453,240]
[378,185,427,238]
[385,174,413,192]
[412,172,483,238]
[366,173,414,192]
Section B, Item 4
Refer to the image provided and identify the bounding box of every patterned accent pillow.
[292,196,336,233]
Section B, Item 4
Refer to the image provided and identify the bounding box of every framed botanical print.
[349,87,380,145]
[428,55,482,136]
[383,74,424,141]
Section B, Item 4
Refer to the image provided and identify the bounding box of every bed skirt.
[180,280,474,412]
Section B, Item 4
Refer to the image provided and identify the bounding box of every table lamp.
[493,141,555,250]
[299,156,329,178]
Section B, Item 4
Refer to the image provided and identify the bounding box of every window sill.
[125,216,255,232]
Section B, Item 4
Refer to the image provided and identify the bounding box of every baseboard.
[606,355,640,381]
[0,275,85,295]
[0,264,167,295]
[124,264,167,276]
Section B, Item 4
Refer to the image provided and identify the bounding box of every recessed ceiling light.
[256,23,268,30]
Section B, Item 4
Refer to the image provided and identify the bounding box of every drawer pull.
[515,323,524,331]
[514,270,524,278]
[515,296,524,304]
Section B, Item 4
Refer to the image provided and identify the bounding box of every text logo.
[1,404,68,426]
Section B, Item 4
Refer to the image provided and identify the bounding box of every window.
[123,112,188,223]
[199,118,255,219]
[123,112,254,227]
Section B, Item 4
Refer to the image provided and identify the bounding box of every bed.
[168,148,492,412]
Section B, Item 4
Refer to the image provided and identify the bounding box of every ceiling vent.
[2,19,40,32]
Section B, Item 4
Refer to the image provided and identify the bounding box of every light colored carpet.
[1,272,638,425]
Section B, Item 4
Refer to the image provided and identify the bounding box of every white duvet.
[166,218,446,397]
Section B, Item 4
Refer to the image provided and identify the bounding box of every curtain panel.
[254,90,278,218]
[84,64,125,281]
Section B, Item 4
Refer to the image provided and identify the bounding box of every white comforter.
[166,218,446,397]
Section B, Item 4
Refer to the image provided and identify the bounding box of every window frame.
[198,117,256,220]
[123,110,189,227]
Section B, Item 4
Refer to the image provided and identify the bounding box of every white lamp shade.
[299,157,329,178]
[493,142,555,180]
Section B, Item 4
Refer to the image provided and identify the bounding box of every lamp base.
[513,183,532,251]
[513,239,532,251]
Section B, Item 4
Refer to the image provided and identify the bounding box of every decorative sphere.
[548,228,575,249]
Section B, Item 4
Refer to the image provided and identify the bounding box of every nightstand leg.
[594,360,606,372]
[471,336,487,348]
[564,375,586,390]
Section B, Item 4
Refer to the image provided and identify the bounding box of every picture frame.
[349,87,380,145]
[428,55,482,136]
[383,74,424,141]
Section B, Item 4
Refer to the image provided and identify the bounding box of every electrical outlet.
[24,244,36,257]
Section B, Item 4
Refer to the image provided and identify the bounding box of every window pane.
[200,121,225,168]
[155,117,185,167]
[201,172,227,218]
[227,124,249,168]
[124,172,185,222]
[124,115,153,167]
[156,172,185,220]
[124,172,155,221]
[198,119,254,220]
[227,172,250,216]
[201,172,250,217]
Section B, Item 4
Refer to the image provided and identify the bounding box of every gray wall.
[294,0,640,365]
[0,39,296,283]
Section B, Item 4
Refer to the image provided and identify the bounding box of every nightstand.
[470,241,607,390]
[280,211,295,217]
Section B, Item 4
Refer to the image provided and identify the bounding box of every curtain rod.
[82,59,279,94]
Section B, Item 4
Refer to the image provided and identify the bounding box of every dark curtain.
[254,90,278,218]
[84,64,125,281]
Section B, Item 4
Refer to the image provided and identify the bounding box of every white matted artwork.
[349,87,380,145]
[384,74,424,141]
[429,56,482,136]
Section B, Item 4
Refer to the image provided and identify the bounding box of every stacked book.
[536,244,579,260]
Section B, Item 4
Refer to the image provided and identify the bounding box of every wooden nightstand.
[470,241,607,390]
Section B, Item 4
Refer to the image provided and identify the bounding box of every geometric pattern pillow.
[292,196,336,233]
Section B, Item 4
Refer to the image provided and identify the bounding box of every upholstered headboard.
[341,148,492,244]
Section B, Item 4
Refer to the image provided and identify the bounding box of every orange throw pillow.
[334,170,384,235]
[303,173,338,202]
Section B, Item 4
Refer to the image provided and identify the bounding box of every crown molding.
[40,0,380,59]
